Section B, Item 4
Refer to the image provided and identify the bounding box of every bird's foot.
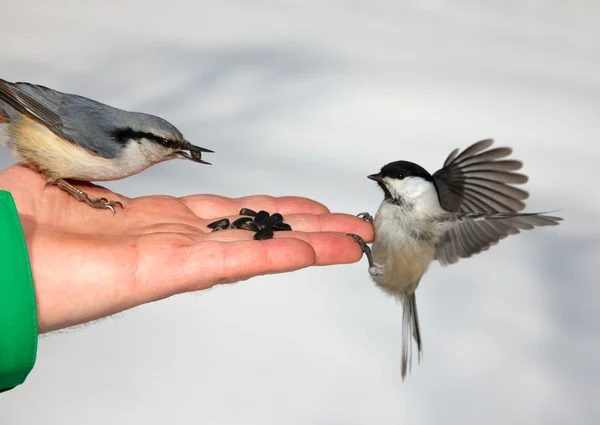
[44,176,124,214]
[368,264,384,277]
[357,212,374,223]
[347,233,377,269]
[83,197,124,214]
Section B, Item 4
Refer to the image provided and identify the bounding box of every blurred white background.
[0,1,598,424]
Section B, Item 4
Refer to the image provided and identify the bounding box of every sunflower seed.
[239,221,261,232]
[211,225,229,232]
[253,226,275,240]
[273,222,292,231]
[207,218,230,229]
[253,210,270,224]
[231,217,254,229]
[270,213,284,223]
[239,208,258,217]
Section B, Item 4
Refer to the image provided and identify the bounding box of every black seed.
[207,218,230,229]
[239,208,257,217]
[211,225,229,232]
[260,215,279,227]
[239,221,261,232]
[273,222,292,231]
[270,213,283,223]
[253,226,275,240]
[231,217,254,229]
[253,210,270,224]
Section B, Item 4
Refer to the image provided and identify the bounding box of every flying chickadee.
[0,78,213,212]
[349,139,562,380]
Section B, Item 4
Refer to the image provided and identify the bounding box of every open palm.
[1,165,374,333]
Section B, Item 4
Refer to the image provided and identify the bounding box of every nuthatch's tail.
[0,102,8,147]
[401,292,422,380]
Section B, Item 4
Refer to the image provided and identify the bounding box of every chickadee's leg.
[357,212,373,224]
[346,233,384,276]
[42,172,124,214]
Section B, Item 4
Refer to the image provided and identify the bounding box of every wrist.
[0,190,38,392]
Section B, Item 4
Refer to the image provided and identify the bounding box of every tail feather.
[401,293,422,380]
[0,103,8,147]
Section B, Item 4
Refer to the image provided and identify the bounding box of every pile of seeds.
[207,208,293,240]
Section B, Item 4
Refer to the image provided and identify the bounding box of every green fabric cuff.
[0,190,37,392]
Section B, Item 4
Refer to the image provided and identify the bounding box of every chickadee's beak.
[368,173,383,182]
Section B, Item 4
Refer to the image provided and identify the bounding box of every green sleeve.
[0,190,37,392]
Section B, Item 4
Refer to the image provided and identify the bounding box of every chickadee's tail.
[400,292,422,381]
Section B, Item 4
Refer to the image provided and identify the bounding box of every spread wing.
[432,139,559,265]
[0,78,71,142]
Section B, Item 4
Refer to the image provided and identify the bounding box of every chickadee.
[0,78,213,212]
[349,139,562,379]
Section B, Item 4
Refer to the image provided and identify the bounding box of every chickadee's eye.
[396,173,405,179]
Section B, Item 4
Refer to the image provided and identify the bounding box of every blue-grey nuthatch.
[349,139,562,379]
[0,78,213,212]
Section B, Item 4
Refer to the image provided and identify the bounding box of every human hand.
[0,165,374,333]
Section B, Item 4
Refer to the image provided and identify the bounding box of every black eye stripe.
[111,127,181,148]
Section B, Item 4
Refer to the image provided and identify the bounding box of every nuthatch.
[0,78,213,212]
[349,139,562,379]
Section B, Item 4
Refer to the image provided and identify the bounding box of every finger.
[202,212,374,241]
[272,232,366,265]
[204,228,258,241]
[281,213,375,242]
[180,194,330,218]
[177,238,318,291]
[204,229,366,265]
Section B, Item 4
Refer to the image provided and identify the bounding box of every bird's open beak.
[368,173,383,182]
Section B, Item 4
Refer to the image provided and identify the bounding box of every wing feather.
[432,140,560,263]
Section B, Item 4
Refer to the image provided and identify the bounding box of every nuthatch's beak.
[368,173,383,182]
[179,143,214,165]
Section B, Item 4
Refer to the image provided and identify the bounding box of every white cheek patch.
[383,176,444,214]
[384,176,431,200]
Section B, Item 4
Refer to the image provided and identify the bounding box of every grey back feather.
[0,78,185,159]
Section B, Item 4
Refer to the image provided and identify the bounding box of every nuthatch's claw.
[43,180,56,190]
[86,198,124,214]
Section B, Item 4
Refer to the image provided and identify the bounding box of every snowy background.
[1,1,598,424]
